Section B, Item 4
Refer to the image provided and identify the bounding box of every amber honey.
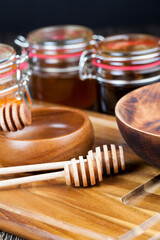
[31,73,96,108]
[27,25,97,109]
[0,94,21,107]
[79,34,160,114]
[0,44,31,108]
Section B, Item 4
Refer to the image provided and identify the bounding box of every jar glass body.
[0,75,21,107]
[80,34,160,114]
[27,25,97,109]
[96,63,160,114]
[29,55,96,109]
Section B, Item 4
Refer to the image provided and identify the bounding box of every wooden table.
[0,110,159,240]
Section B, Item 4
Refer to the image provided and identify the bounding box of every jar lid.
[0,43,28,79]
[96,34,160,58]
[0,44,16,65]
[27,25,93,50]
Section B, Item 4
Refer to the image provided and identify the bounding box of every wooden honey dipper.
[0,103,32,131]
[0,144,125,188]
[88,144,125,174]
[0,155,102,188]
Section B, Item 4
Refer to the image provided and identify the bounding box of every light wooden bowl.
[115,82,160,168]
[0,106,94,167]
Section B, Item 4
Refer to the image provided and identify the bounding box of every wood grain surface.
[0,107,94,167]
[116,82,160,168]
[0,110,159,240]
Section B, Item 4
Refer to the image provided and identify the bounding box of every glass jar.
[17,25,103,109]
[0,43,32,108]
[79,34,160,115]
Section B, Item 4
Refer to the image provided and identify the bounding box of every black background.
[0,0,160,35]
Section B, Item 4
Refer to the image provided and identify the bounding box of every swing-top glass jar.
[20,25,103,109]
[79,33,160,114]
[0,43,31,108]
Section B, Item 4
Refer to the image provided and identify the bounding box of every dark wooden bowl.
[115,82,160,168]
[0,106,94,166]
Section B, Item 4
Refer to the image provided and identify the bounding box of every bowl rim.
[0,106,91,142]
[115,82,160,138]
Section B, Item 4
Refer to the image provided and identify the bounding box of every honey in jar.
[0,43,31,108]
[79,34,160,114]
[25,25,101,109]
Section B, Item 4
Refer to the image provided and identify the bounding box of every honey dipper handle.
[0,161,67,175]
[0,171,64,188]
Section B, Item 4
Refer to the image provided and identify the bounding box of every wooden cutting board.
[0,110,159,240]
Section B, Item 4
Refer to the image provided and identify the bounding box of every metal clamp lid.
[15,34,104,59]
[14,53,31,100]
[79,50,97,81]
[15,34,104,75]
[79,35,104,81]
[79,47,160,86]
